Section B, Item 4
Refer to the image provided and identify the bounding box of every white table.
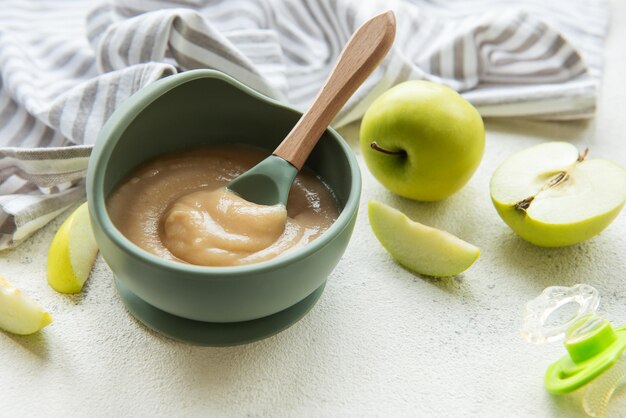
[2,2,625,416]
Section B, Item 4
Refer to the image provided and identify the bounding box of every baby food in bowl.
[106,145,339,267]
[87,69,361,344]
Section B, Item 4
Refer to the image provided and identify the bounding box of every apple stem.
[578,147,590,162]
[370,141,406,157]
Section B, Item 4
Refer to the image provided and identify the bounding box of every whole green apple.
[360,80,485,201]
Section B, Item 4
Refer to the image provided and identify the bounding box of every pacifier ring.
[522,284,600,345]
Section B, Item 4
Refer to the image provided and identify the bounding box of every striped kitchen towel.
[0,0,609,249]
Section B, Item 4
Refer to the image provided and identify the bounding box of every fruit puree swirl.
[106,146,338,267]
[162,187,322,266]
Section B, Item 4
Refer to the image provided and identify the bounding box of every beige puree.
[107,146,339,267]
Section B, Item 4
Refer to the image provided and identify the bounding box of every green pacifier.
[522,284,626,417]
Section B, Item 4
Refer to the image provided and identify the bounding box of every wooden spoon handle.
[273,10,396,170]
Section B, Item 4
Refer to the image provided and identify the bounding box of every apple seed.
[515,147,589,213]
[542,171,569,190]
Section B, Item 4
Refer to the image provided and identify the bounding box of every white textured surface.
[2,2,626,416]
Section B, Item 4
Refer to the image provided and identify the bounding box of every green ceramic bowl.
[87,69,361,324]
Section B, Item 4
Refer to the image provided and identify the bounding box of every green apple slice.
[368,200,480,277]
[490,142,626,247]
[0,276,53,335]
[47,202,99,294]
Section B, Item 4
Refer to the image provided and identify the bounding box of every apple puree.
[106,146,338,267]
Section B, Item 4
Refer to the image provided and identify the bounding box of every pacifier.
[522,284,626,417]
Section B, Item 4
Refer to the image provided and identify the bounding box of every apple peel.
[368,200,480,277]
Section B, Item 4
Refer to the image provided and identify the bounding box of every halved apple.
[490,142,626,247]
[368,200,480,277]
[0,276,52,335]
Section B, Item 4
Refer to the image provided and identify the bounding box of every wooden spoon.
[228,10,396,206]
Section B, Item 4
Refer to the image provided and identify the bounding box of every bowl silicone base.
[114,277,325,346]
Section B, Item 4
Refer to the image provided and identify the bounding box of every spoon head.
[227,155,298,206]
